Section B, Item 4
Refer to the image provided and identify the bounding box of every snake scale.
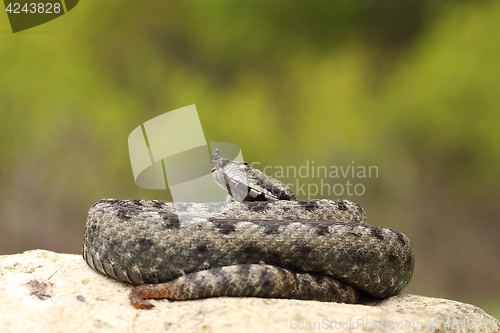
[83,149,415,309]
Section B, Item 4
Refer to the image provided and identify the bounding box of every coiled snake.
[83,149,414,309]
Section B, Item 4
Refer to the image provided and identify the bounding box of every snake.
[82,150,415,309]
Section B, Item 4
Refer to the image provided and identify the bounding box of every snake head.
[210,148,295,201]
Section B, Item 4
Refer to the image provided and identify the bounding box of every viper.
[83,149,414,309]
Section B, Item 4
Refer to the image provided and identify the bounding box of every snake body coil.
[83,198,414,307]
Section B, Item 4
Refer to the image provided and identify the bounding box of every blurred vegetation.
[0,0,499,318]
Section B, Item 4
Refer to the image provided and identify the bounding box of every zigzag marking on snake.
[83,198,415,309]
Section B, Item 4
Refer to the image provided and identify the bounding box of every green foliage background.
[0,0,499,317]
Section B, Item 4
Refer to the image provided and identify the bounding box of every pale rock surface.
[0,250,498,333]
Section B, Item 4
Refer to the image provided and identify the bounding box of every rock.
[0,250,498,333]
